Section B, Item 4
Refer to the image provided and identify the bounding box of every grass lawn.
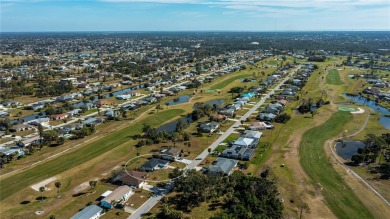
[0,137,13,144]
[0,109,184,201]
[210,74,252,90]
[299,111,374,219]
[326,69,344,85]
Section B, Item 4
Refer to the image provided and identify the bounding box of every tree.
[42,130,59,145]
[175,118,189,132]
[55,181,62,195]
[39,186,45,202]
[208,148,212,153]
[274,113,291,123]
[299,203,310,219]
[89,180,97,191]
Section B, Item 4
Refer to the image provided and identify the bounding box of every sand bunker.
[351,108,365,114]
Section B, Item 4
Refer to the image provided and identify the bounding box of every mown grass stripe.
[300,111,373,219]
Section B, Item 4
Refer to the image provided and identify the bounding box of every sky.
[1,0,389,32]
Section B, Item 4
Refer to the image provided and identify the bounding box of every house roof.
[243,130,263,139]
[233,137,254,147]
[70,205,103,219]
[141,158,169,169]
[118,174,144,187]
[162,148,182,157]
[209,158,238,175]
[101,185,132,203]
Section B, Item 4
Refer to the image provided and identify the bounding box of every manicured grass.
[210,74,252,90]
[0,109,184,201]
[299,111,374,219]
[326,69,344,85]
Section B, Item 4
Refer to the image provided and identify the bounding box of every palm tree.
[55,181,62,195]
[39,186,45,202]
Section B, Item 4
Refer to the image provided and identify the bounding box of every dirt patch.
[264,110,336,218]
[73,177,98,194]
[101,165,121,176]
[31,177,57,192]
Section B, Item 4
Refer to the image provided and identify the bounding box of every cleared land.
[326,69,344,85]
[299,111,374,219]
[0,109,184,201]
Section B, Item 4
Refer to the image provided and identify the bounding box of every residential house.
[77,83,90,89]
[10,124,34,132]
[31,103,45,111]
[67,109,82,117]
[144,97,157,104]
[82,117,104,126]
[262,107,280,115]
[129,91,141,97]
[80,103,95,110]
[140,158,169,172]
[199,122,219,133]
[221,144,255,160]
[219,109,235,117]
[243,130,263,142]
[50,113,69,121]
[208,157,238,175]
[0,111,10,117]
[249,122,267,130]
[56,94,74,102]
[0,146,24,157]
[116,94,132,100]
[95,100,109,107]
[212,114,227,122]
[29,118,50,126]
[100,185,133,209]
[115,170,148,188]
[160,148,182,161]
[70,205,103,219]
[18,136,41,147]
[258,113,276,121]
[233,137,255,148]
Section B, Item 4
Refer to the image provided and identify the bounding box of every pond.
[156,116,193,133]
[342,94,390,114]
[342,94,390,130]
[335,141,365,160]
[379,116,390,130]
[165,95,190,106]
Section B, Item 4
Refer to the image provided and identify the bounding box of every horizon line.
[1,29,390,34]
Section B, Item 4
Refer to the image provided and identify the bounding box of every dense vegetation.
[157,170,283,219]
[351,133,390,178]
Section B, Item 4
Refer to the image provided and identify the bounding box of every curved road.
[327,113,390,207]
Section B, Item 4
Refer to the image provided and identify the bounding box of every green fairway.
[210,73,252,90]
[0,109,184,201]
[299,111,374,219]
[326,69,344,85]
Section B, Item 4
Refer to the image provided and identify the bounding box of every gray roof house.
[258,113,276,121]
[243,130,263,140]
[70,205,103,219]
[199,122,219,133]
[262,107,280,115]
[208,157,238,175]
[160,148,182,161]
[140,158,169,172]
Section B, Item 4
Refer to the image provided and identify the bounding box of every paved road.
[128,65,302,219]
[187,65,301,169]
